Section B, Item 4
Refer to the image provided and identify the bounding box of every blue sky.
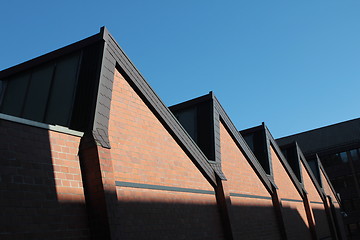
[1,1,359,138]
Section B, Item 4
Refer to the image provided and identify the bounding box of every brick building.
[277,118,360,237]
[0,27,347,239]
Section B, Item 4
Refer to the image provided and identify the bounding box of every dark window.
[1,73,31,116]
[308,159,321,185]
[0,52,81,127]
[282,147,301,182]
[22,63,54,122]
[174,107,197,142]
[339,152,349,163]
[243,134,254,152]
[350,149,360,162]
[172,101,215,161]
[45,53,80,126]
[243,130,271,175]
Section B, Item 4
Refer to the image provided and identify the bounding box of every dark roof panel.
[277,118,360,156]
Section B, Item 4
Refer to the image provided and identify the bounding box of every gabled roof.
[170,92,273,193]
[213,95,273,193]
[103,29,218,185]
[266,125,305,197]
[244,124,306,198]
[297,146,325,201]
[0,27,217,186]
[280,141,326,201]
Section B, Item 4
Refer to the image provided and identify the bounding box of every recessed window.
[0,52,81,127]
[339,152,349,163]
[350,149,360,161]
[174,107,198,142]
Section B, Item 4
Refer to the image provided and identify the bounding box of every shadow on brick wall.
[0,120,339,240]
[111,199,311,240]
[0,120,90,240]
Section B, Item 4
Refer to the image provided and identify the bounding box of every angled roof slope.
[0,27,217,186]
[170,92,273,193]
[241,124,305,198]
[280,142,326,202]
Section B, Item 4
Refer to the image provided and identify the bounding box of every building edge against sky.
[277,118,360,237]
[0,27,347,239]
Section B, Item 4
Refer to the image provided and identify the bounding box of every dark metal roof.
[0,27,217,186]
[276,118,360,157]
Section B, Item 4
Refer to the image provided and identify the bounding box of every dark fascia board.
[212,95,273,194]
[169,92,212,112]
[296,143,326,201]
[0,31,104,79]
[317,155,342,205]
[0,27,217,187]
[101,27,217,187]
[264,125,305,198]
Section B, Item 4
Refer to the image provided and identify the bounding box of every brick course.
[220,122,281,239]
[0,119,89,240]
[270,146,312,240]
[105,68,224,239]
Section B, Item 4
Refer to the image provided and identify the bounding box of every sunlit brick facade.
[0,27,346,239]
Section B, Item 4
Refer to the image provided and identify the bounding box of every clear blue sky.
[1,1,359,138]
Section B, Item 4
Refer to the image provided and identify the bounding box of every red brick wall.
[0,119,89,239]
[106,68,223,239]
[220,122,281,239]
[300,162,330,239]
[270,146,312,240]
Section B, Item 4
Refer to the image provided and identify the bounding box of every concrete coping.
[0,113,84,137]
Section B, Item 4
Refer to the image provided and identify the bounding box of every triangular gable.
[279,142,304,184]
[0,27,217,186]
[265,125,306,197]
[86,27,218,186]
[243,124,305,198]
[170,92,273,193]
[297,146,326,201]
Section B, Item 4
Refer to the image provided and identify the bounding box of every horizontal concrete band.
[281,198,303,203]
[115,181,215,195]
[229,193,272,200]
[115,181,327,205]
[0,113,84,137]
